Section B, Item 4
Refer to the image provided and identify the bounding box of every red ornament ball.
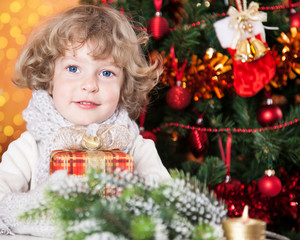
[291,12,300,28]
[141,130,157,143]
[189,130,209,158]
[258,172,282,197]
[166,86,191,110]
[257,104,283,127]
[224,178,241,192]
[147,14,169,39]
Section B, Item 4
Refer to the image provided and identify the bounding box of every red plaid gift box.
[50,149,134,196]
[50,149,133,176]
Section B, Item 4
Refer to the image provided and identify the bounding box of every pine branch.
[181,156,227,186]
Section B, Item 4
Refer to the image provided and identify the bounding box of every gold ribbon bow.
[53,124,131,151]
[228,1,267,48]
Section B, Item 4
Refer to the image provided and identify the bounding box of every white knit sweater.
[0,91,170,237]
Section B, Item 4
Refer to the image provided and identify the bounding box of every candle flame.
[241,205,249,223]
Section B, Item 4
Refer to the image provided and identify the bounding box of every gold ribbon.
[53,124,131,151]
[228,1,267,48]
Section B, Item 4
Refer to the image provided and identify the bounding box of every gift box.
[50,149,134,177]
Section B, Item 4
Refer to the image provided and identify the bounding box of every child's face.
[50,43,124,126]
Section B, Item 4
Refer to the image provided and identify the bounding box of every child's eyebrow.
[105,61,120,68]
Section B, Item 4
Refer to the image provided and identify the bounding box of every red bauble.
[166,86,191,110]
[147,13,169,39]
[257,104,283,127]
[258,170,282,197]
[291,12,300,28]
[141,130,157,143]
[224,178,241,192]
[189,130,208,158]
[215,176,241,195]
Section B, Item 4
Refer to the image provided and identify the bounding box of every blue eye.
[68,66,78,73]
[101,71,113,77]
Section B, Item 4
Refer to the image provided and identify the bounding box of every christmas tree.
[80,0,300,239]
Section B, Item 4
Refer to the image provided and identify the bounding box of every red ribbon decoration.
[235,0,242,11]
[264,89,272,99]
[218,133,232,177]
[170,45,188,85]
[154,0,162,11]
[139,106,147,130]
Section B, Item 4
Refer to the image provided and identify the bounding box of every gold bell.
[235,39,253,62]
[249,37,269,60]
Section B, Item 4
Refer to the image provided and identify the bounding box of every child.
[0,5,170,237]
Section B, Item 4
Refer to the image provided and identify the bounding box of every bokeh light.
[3,125,14,137]
[10,2,22,13]
[6,47,18,60]
[28,13,39,26]
[0,0,78,157]
[0,95,6,107]
[1,13,11,24]
[13,114,24,126]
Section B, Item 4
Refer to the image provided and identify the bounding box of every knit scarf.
[22,90,139,186]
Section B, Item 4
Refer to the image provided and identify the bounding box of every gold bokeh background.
[0,0,78,158]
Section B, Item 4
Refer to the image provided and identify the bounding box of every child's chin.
[71,119,105,126]
[66,114,111,126]
[70,119,95,126]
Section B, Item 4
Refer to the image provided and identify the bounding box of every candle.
[222,205,266,240]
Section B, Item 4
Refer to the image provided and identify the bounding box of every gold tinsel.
[268,27,300,89]
[160,48,233,100]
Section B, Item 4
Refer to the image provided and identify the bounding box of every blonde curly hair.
[13,5,163,120]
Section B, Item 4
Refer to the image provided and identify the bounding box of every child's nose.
[81,76,99,93]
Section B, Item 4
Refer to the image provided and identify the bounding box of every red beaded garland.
[151,117,300,134]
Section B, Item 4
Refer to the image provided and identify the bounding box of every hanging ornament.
[257,102,283,127]
[214,168,298,222]
[289,0,300,28]
[235,37,269,62]
[290,11,300,28]
[213,1,276,97]
[218,133,241,192]
[139,106,157,143]
[166,85,191,110]
[166,45,191,110]
[189,113,209,158]
[257,91,283,127]
[258,169,282,197]
[147,0,169,39]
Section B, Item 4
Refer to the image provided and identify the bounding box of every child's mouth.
[76,101,99,109]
